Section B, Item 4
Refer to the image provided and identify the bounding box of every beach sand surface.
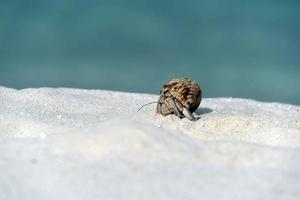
[1,86,300,200]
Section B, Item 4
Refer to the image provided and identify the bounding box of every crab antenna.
[137,101,158,112]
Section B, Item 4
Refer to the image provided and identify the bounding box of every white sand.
[0,86,300,199]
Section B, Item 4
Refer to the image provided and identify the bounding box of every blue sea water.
[0,0,299,104]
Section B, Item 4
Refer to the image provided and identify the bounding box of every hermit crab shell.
[156,77,202,121]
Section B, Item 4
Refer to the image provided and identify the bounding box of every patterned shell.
[160,77,202,113]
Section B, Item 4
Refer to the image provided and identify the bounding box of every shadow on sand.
[194,107,213,116]
[192,107,213,121]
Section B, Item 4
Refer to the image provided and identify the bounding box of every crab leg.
[182,108,196,121]
[170,98,184,118]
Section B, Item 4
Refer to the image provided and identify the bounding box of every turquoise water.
[0,0,299,104]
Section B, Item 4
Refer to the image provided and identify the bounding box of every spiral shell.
[156,77,202,121]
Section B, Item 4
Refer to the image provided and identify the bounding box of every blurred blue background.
[0,0,299,104]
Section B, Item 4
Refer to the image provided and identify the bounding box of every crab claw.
[182,108,196,121]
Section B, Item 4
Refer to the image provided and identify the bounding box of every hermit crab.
[156,77,202,121]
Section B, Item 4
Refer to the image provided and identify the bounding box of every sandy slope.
[0,86,300,200]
